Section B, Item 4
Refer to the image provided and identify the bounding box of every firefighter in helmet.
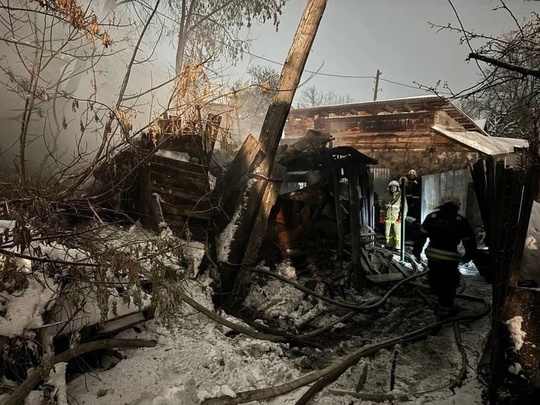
[413,195,477,318]
[379,180,407,249]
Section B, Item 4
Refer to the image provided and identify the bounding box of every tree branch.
[469,52,540,79]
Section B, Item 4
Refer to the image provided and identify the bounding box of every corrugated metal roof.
[432,124,528,155]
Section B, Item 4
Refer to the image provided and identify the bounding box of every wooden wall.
[285,110,479,179]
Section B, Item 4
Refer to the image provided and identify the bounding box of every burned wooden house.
[284,95,529,223]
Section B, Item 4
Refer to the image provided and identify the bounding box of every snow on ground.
[68,275,309,405]
[0,276,56,337]
[67,257,493,405]
[0,220,496,404]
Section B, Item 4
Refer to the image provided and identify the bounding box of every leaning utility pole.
[217,0,328,308]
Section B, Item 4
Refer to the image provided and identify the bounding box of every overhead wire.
[243,50,454,95]
[125,1,454,96]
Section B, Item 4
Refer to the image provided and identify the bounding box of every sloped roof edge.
[432,124,528,155]
[289,95,488,135]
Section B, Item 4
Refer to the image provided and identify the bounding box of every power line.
[130,2,452,95]
[244,50,452,94]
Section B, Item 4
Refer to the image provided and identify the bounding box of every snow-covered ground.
[66,263,493,405]
[4,211,540,404]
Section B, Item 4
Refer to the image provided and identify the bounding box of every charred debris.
[1,110,539,404]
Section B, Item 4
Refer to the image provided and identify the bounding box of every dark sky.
[234,0,540,103]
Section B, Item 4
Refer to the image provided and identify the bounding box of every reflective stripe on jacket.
[425,246,460,261]
[381,191,405,222]
[413,207,477,262]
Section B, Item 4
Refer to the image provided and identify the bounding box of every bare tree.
[228,65,280,143]
[161,0,288,75]
[0,0,115,184]
[296,85,354,108]
[429,3,540,163]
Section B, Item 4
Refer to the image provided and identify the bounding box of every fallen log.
[5,338,157,405]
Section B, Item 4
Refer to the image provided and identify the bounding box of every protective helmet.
[407,169,417,177]
[388,180,400,190]
[438,195,461,208]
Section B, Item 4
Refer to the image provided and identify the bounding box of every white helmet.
[407,169,417,177]
[388,180,400,190]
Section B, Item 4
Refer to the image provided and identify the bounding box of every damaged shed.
[263,133,378,277]
[284,95,528,225]
[284,95,528,180]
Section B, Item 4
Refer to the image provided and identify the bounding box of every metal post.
[400,177,406,261]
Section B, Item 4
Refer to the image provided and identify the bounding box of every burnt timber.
[284,95,527,179]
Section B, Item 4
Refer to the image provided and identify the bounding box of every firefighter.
[379,180,406,250]
[405,169,421,224]
[412,195,477,318]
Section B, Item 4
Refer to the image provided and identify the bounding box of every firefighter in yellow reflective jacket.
[413,196,477,318]
[379,180,407,249]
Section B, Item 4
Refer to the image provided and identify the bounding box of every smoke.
[0,0,175,181]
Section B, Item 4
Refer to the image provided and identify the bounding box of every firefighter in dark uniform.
[405,169,421,224]
[413,196,477,317]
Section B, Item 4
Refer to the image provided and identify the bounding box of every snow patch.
[155,149,191,162]
[208,172,217,191]
[508,362,523,375]
[47,362,68,405]
[217,178,256,262]
[505,316,526,352]
[0,277,56,337]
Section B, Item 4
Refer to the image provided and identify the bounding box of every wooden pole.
[348,167,363,290]
[217,0,328,307]
[331,154,345,257]
[259,0,328,166]
[400,177,406,261]
[373,69,381,101]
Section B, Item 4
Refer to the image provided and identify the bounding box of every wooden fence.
[470,158,539,404]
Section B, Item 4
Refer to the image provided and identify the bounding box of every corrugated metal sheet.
[432,124,528,155]
[421,169,469,221]
[371,167,392,202]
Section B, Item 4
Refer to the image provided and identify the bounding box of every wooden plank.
[149,171,209,194]
[204,114,222,154]
[508,166,539,287]
[330,154,345,257]
[153,134,206,156]
[97,309,154,336]
[348,168,363,290]
[160,202,212,220]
